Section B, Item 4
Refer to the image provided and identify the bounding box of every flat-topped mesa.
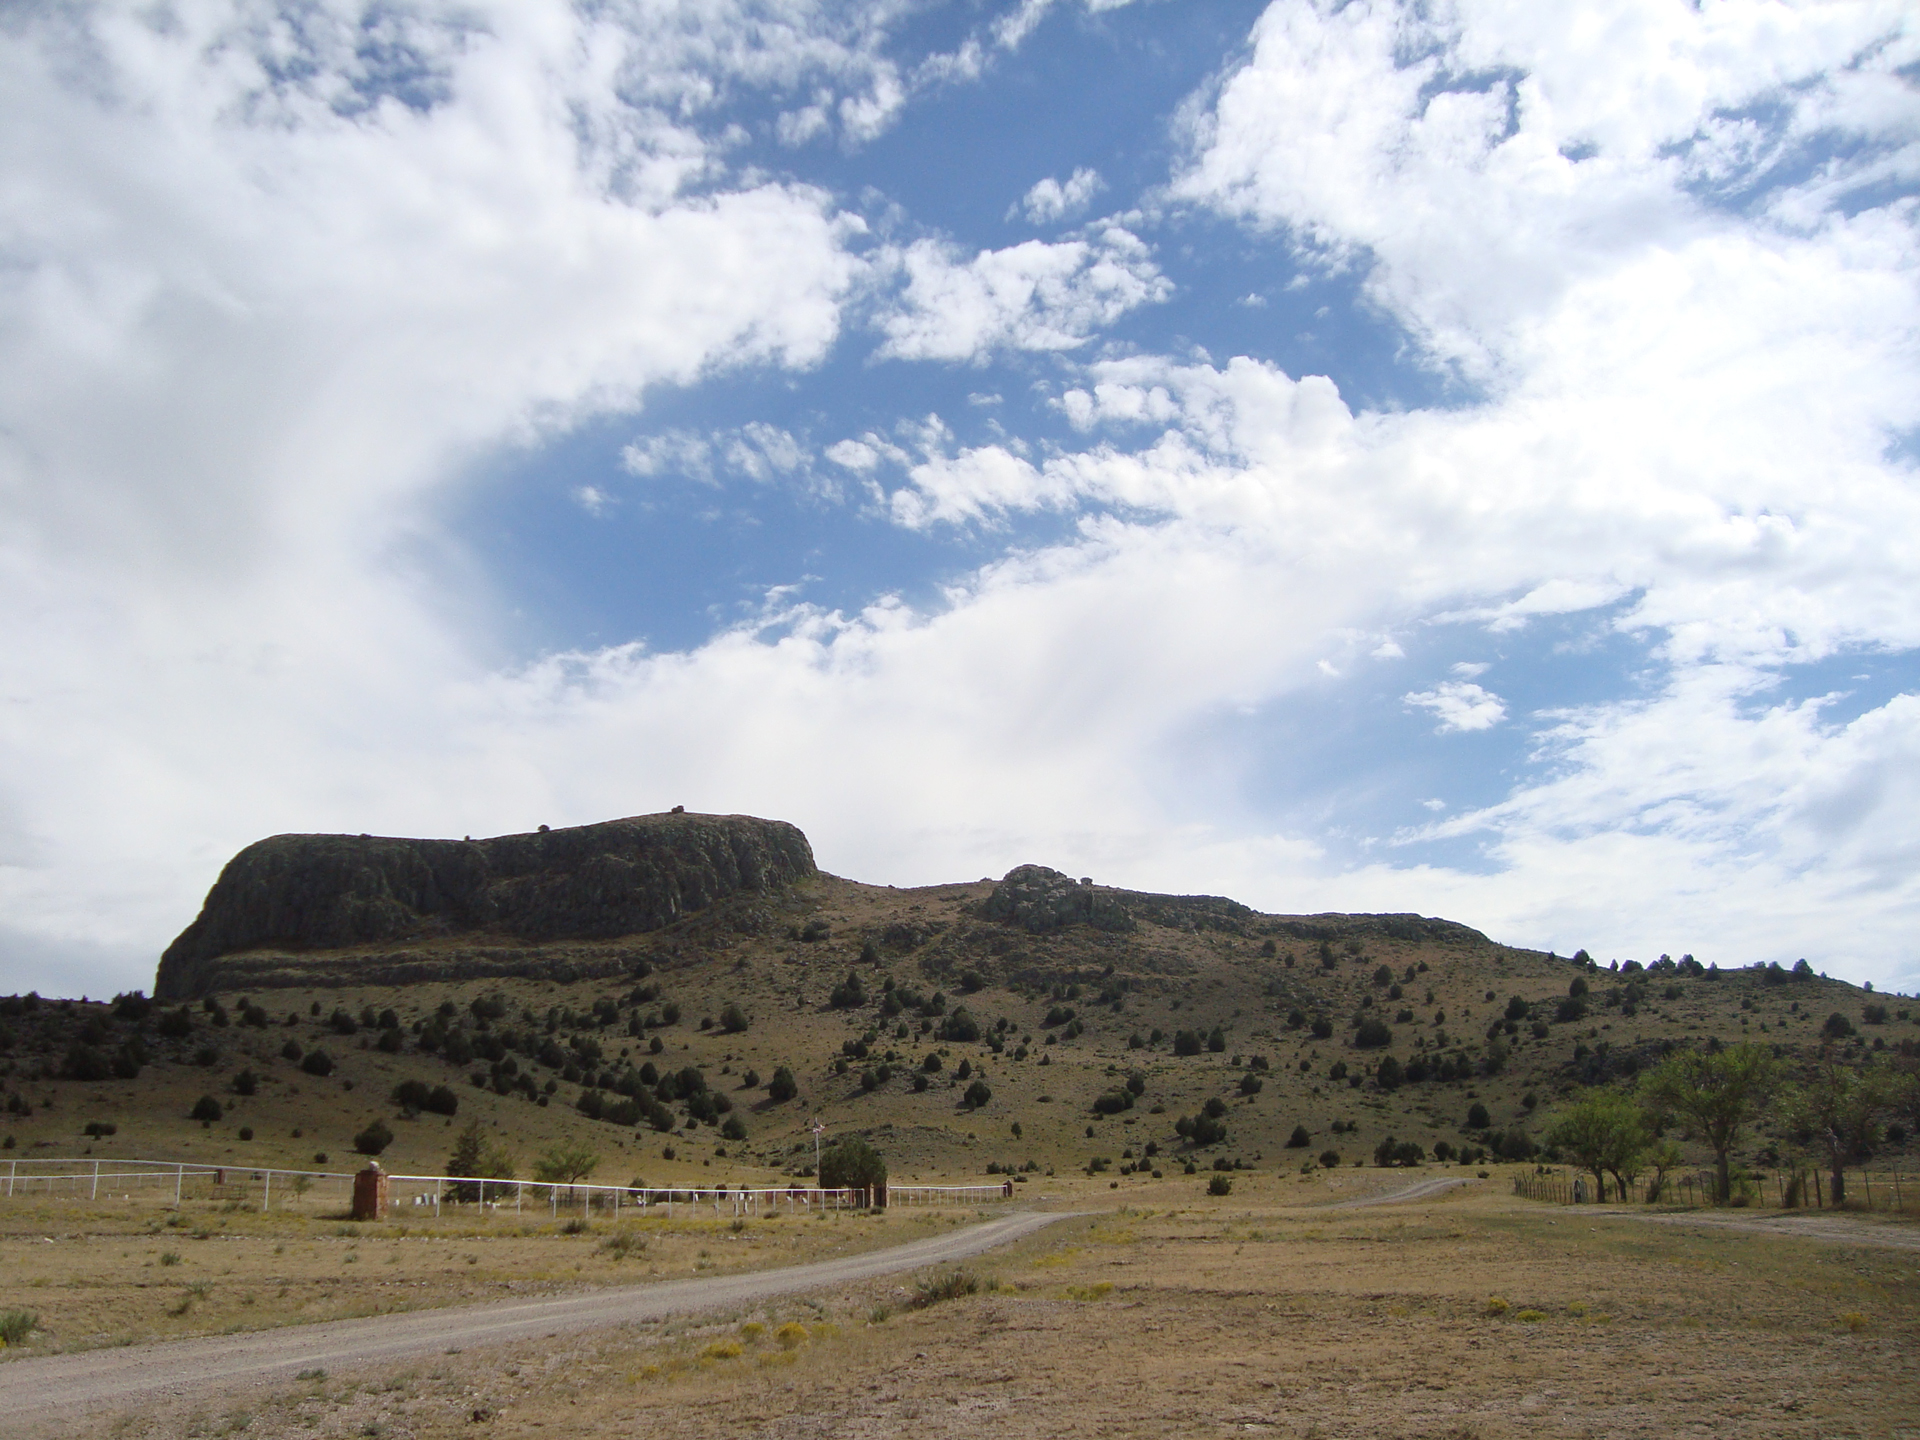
[153,812,814,999]
[983,863,1487,945]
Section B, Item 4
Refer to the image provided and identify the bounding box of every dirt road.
[0,1208,1072,1423]
[1322,1175,1474,1208]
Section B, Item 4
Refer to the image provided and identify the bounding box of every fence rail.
[0,1158,1015,1217]
[1513,1165,1918,1214]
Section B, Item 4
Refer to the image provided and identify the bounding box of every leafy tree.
[1173,1030,1203,1056]
[1643,1137,1684,1202]
[718,1002,750,1034]
[1355,1018,1392,1048]
[189,1094,223,1123]
[819,1136,888,1196]
[963,1078,992,1109]
[1784,1056,1910,1207]
[767,1066,798,1102]
[1286,1124,1310,1148]
[829,972,867,1009]
[1206,1026,1226,1053]
[532,1142,601,1188]
[1545,1089,1648,1202]
[1640,1043,1781,1203]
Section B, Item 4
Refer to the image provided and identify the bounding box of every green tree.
[1643,1137,1684,1203]
[1784,1055,1909,1207]
[445,1120,516,1202]
[1640,1043,1780,1203]
[1545,1089,1648,1202]
[532,1142,600,1196]
[819,1136,888,1199]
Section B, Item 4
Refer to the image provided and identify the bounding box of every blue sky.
[1,0,1917,999]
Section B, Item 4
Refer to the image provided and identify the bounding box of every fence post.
[7,1158,13,1197]
[1864,1171,1872,1210]
[263,1170,271,1212]
[175,1163,184,1206]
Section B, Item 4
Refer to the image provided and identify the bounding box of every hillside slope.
[3,813,1913,1188]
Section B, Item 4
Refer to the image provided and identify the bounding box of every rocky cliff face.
[154,812,814,998]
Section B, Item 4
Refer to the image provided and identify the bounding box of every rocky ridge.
[154,812,814,999]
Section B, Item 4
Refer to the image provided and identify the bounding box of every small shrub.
[776,1322,808,1349]
[352,1120,394,1156]
[703,1339,743,1360]
[1484,1296,1510,1316]
[911,1270,979,1308]
[599,1232,647,1258]
[1318,1148,1340,1169]
[1839,1311,1868,1333]
[1206,1174,1233,1196]
[82,1120,118,1138]
[0,1309,37,1346]
[1514,1309,1547,1323]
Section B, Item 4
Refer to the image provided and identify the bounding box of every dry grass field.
[0,1193,955,1351]
[7,1170,1917,1440]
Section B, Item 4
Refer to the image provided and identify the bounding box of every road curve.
[0,1208,1074,1422]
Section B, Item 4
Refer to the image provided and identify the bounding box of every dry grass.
[23,1178,1920,1440]
[0,1195,953,1353]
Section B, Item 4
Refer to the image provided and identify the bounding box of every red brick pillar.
[351,1163,389,1221]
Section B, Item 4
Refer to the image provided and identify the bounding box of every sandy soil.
[23,1175,1917,1440]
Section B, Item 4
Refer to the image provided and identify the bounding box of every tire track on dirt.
[0,1208,1075,1421]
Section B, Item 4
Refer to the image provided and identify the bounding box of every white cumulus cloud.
[1405,681,1507,733]
[1018,166,1105,223]
[873,227,1172,361]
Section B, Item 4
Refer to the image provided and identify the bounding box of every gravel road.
[0,1208,1073,1423]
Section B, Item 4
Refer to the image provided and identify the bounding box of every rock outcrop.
[983,865,1140,934]
[154,812,814,999]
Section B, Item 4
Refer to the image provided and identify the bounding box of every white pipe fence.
[1,1158,1016,1217]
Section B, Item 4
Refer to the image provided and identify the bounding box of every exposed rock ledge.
[154,812,814,999]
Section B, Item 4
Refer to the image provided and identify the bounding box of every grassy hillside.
[3,870,1914,1187]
